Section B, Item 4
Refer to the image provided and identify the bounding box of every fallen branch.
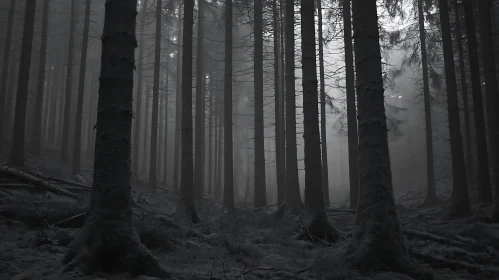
[0,165,79,199]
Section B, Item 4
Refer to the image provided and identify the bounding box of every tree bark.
[417,0,439,206]
[31,0,51,156]
[195,0,206,200]
[254,0,267,209]
[299,0,340,242]
[437,0,471,218]
[0,0,16,141]
[163,32,170,187]
[62,1,169,276]
[283,0,302,211]
[61,0,77,162]
[207,73,214,195]
[148,0,162,191]
[273,0,286,207]
[178,0,200,223]
[478,0,499,220]
[345,1,432,276]
[463,0,493,203]
[10,0,37,166]
[173,7,183,193]
[453,0,474,186]
[342,0,359,210]
[133,0,149,176]
[72,0,92,175]
[316,0,330,207]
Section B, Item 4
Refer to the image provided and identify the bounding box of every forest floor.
[1,147,499,280]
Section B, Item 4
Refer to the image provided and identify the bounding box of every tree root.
[295,214,342,243]
[403,229,464,247]
[63,214,170,278]
[411,249,499,275]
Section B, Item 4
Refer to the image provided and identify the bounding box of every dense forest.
[0,0,499,279]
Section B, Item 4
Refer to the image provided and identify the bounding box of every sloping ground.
[0,154,498,280]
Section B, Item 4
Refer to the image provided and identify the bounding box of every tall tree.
[224,0,234,211]
[0,0,16,141]
[343,0,359,210]
[163,30,171,187]
[417,0,439,206]
[31,0,51,156]
[463,0,493,203]
[195,0,206,200]
[453,0,473,185]
[61,0,77,162]
[133,0,149,175]
[299,0,340,241]
[283,0,302,212]
[10,0,37,166]
[173,7,183,193]
[345,0,433,276]
[72,0,92,175]
[437,0,471,217]
[62,0,169,276]
[479,0,499,220]
[254,0,267,208]
[178,0,201,223]
[273,0,286,207]
[148,0,162,191]
[317,0,330,207]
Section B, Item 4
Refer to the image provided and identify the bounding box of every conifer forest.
[2,0,499,279]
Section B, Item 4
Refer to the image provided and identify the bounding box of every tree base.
[422,193,440,208]
[273,201,303,219]
[63,213,170,278]
[346,213,435,280]
[492,205,499,222]
[296,213,342,243]
[174,201,201,224]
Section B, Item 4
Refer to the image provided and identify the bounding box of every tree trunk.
[417,0,439,206]
[453,0,474,186]
[142,84,150,177]
[0,0,16,141]
[178,0,200,223]
[148,0,162,191]
[10,0,37,166]
[61,0,77,162]
[208,74,214,195]
[299,0,340,242]
[173,8,183,193]
[254,0,267,209]
[213,87,219,197]
[342,0,359,210]
[31,0,50,156]
[133,0,149,176]
[316,0,330,207]
[463,0,493,203]
[195,0,206,200]
[283,0,302,211]
[72,0,92,175]
[346,1,432,276]
[62,1,169,276]
[271,0,286,207]
[163,34,170,187]
[223,0,234,211]
[437,0,471,218]
[478,0,499,221]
